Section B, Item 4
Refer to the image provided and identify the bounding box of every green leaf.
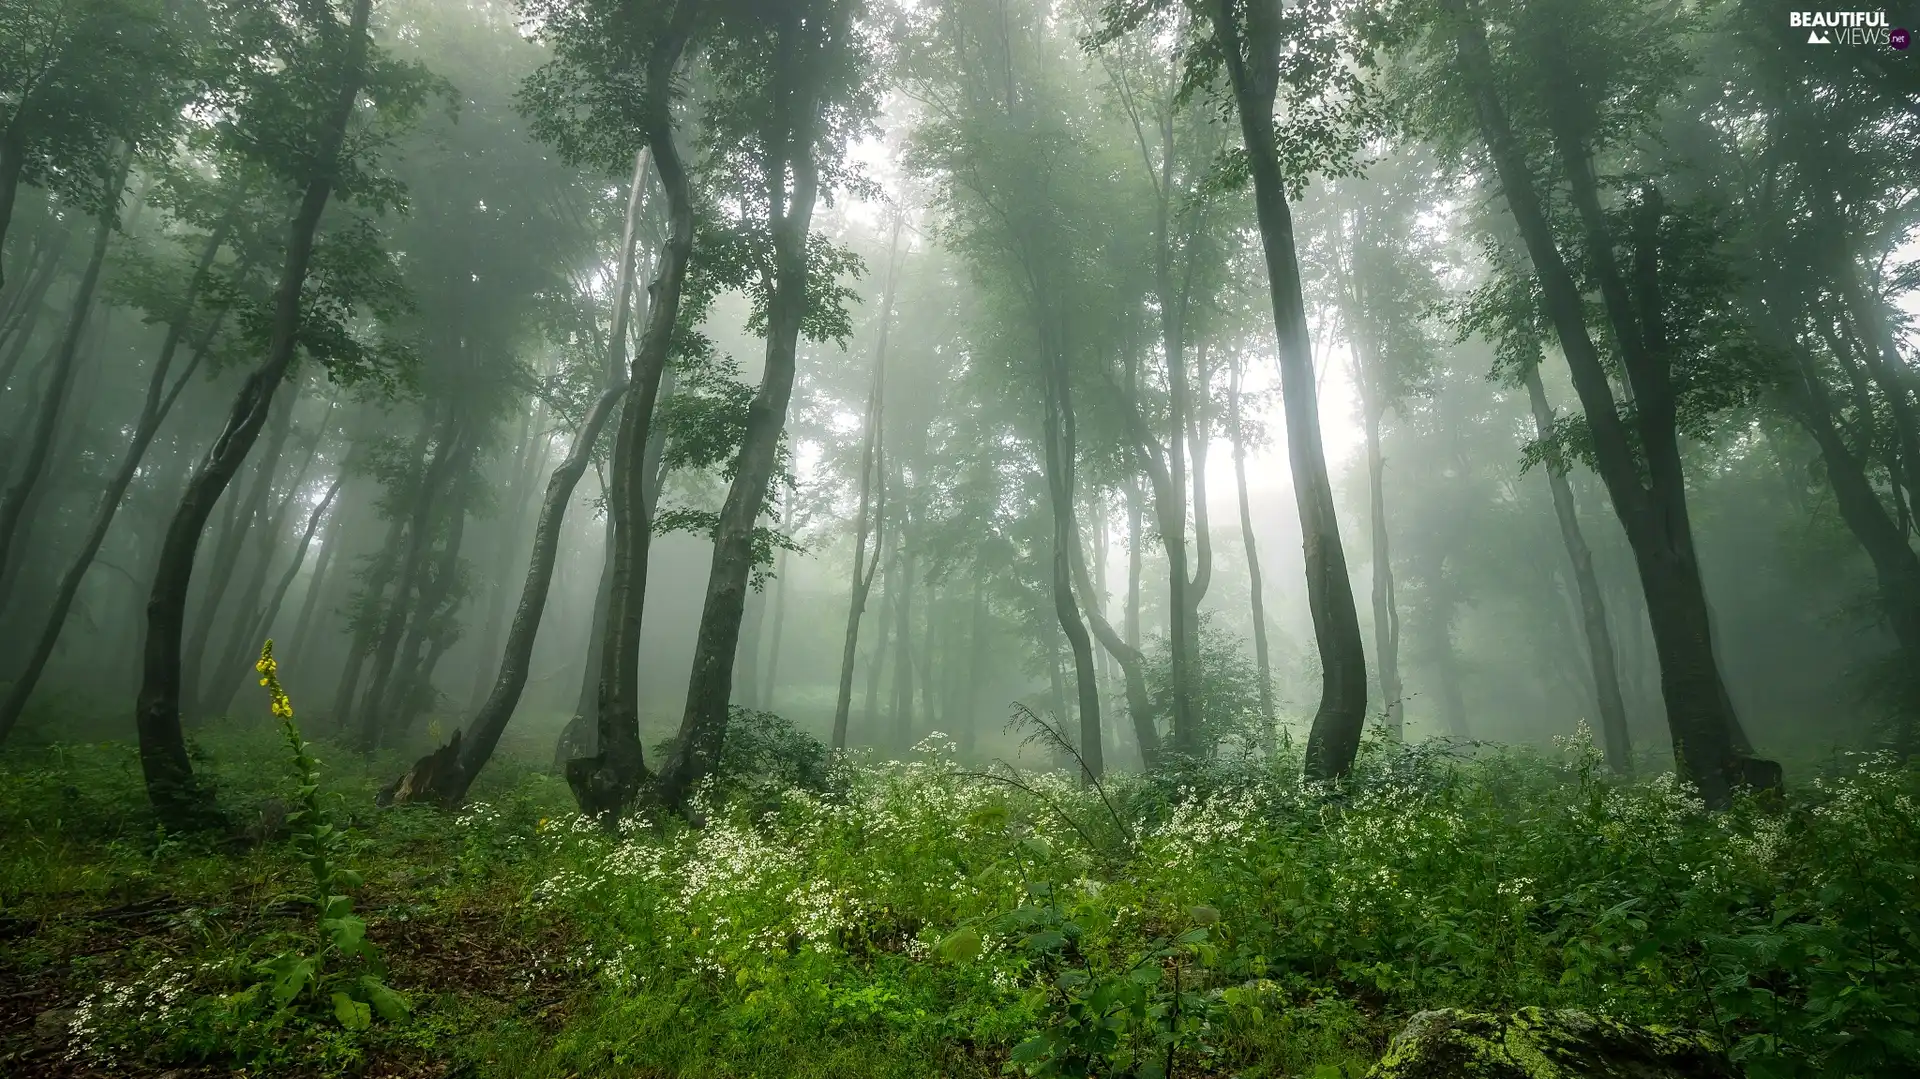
[1020,835,1053,861]
[1188,904,1221,926]
[256,952,317,1005]
[332,991,371,1031]
[935,927,983,963]
[361,977,410,1021]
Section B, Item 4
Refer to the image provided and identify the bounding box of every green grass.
[2,723,1916,1078]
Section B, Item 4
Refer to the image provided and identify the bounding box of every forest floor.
[2,718,1917,1079]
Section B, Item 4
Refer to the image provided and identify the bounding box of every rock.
[1366,1007,1741,1079]
[33,1007,75,1041]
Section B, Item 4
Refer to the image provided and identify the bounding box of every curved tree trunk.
[1207,0,1369,780]
[1227,353,1277,750]
[182,391,298,715]
[383,369,629,805]
[134,0,375,827]
[1069,498,1159,767]
[831,216,901,750]
[652,4,845,811]
[1524,364,1632,773]
[1448,0,1772,805]
[569,4,702,819]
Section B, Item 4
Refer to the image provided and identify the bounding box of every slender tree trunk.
[205,414,327,715]
[0,226,228,744]
[469,395,547,710]
[385,487,469,731]
[1448,0,1770,805]
[831,216,900,749]
[861,541,898,742]
[287,492,344,662]
[561,366,676,763]
[1361,399,1404,737]
[329,464,417,727]
[183,392,298,714]
[0,147,132,612]
[134,0,375,827]
[0,222,69,390]
[1524,364,1632,773]
[212,473,345,718]
[1040,314,1103,779]
[1227,354,1276,751]
[1069,503,1160,767]
[1208,0,1369,780]
[0,123,28,296]
[891,538,916,748]
[961,572,986,755]
[918,577,939,732]
[653,10,843,810]
[572,7,701,818]
[762,536,791,710]
[357,412,463,750]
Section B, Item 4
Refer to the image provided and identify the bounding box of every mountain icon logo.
[1807,29,1832,43]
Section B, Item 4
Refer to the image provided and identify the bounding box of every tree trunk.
[1208,0,1369,781]
[1773,323,1920,748]
[1524,364,1633,773]
[0,146,132,612]
[571,7,701,818]
[1447,0,1770,806]
[762,536,791,711]
[961,571,986,755]
[237,475,342,672]
[287,489,344,663]
[0,221,70,391]
[862,540,898,743]
[134,0,375,827]
[380,449,472,728]
[652,6,841,810]
[1227,354,1277,751]
[561,365,676,765]
[0,224,227,745]
[1069,499,1159,767]
[831,216,900,749]
[892,537,917,749]
[0,123,28,296]
[468,393,547,710]
[182,391,298,715]
[1040,315,1103,780]
[1362,396,1404,738]
[356,410,463,750]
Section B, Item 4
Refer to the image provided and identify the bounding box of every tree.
[1400,0,1779,805]
[653,0,880,812]
[132,0,433,826]
[0,0,189,292]
[831,212,899,751]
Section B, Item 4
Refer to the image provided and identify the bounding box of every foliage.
[1143,614,1271,760]
[246,641,409,1032]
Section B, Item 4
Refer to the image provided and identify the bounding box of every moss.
[1366,1007,1739,1079]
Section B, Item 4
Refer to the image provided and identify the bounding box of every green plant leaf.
[332,991,371,1031]
[935,927,982,963]
[361,976,410,1021]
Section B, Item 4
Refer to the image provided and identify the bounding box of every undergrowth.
[2,718,1915,1078]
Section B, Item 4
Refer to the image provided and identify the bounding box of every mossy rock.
[1366,1007,1741,1079]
